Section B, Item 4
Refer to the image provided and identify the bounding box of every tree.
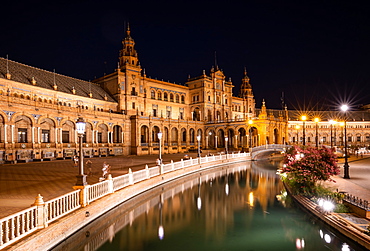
[280,145,340,195]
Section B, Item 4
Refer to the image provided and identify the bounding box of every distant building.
[287,110,370,149]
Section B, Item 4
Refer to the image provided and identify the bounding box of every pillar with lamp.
[295,124,300,144]
[329,119,337,149]
[339,121,345,147]
[157,131,163,165]
[248,119,253,151]
[301,115,307,146]
[75,117,87,186]
[225,136,228,155]
[341,104,350,179]
[314,118,320,147]
[197,134,201,157]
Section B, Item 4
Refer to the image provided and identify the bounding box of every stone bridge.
[251,144,291,160]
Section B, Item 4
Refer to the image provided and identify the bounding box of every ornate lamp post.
[207,131,212,149]
[301,115,307,146]
[295,125,300,144]
[339,121,345,147]
[341,105,350,179]
[329,120,337,148]
[314,118,319,147]
[248,119,253,150]
[197,135,201,157]
[76,117,87,186]
[225,136,228,154]
[158,131,163,164]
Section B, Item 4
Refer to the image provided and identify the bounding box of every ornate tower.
[239,68,255,118]
[119,25,141,71]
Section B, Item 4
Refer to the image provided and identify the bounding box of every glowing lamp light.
[197,197,202,210]
[158,225,164,240]
[323,200,335,212]
[295,238,305,249]
[341,104,349,112]
[248,192,254,207]
[342,243,350,251]
[76,117,86,134]
[324,234,331,244]
[225,183,229,195]
[157,131,163,140]
[197,135,201,141]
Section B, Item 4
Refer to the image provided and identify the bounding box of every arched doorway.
[140,125,149,145]
[274,128,279,144]
[238,128,247,149]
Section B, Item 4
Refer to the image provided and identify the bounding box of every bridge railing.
[0,152,249,249]
[252,144,290,152]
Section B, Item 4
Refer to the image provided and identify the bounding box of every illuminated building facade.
[0,27,288,163]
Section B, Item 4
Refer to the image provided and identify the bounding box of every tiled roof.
[0,57,116,102]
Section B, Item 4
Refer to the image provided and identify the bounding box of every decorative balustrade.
[46,190,81,223]
[0,152,248,249]
[112,174,130,191]
[343,193,370,210]
[0,206,38,248]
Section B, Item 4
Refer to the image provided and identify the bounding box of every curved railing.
[0,152,249,249]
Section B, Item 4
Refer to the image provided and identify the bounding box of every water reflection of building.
[54,162,283,250]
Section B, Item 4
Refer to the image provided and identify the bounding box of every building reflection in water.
[51,160,360,251]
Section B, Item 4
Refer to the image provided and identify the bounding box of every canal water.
[52,160,366,251]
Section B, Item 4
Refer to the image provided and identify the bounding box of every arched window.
[164,92,168,101]
[181,95,185,104]
[151,90,156,99]
[170,93,174,102]
[158,92,162,100]
[175,94,180,103]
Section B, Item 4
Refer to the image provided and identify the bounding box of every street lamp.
[339,121,345,147]
[158,131,163,165]
[225,136,228,154]
[197,135,201,157]
[295,125,300,144]
[341,104,350,179]
[76,117,87,186]
[248,119,253,149]
[301,115,307,146]
[208,131,212,149]
[329,120,337,148]
[314,118,320,147]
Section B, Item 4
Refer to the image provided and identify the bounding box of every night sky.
[1,0,370,110]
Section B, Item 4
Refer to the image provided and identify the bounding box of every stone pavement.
[326,154,370,202]
[0,152,201,218]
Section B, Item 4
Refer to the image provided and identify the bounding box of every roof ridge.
[0,57,98,85]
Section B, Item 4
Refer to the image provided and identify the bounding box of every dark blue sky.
[1,0,370,110]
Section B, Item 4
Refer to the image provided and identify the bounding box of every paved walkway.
[326,155,370,202]
[1,152,370,220]
[0,152,201,218]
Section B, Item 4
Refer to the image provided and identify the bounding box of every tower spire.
[119,24,140,70]
[239,67,251,98]
[126,22,131,37]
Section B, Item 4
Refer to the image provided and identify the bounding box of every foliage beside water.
[279,145,350,213]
